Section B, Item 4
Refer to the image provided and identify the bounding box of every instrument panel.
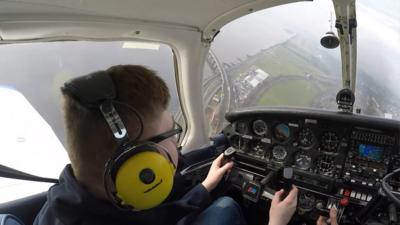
[224,108,400,184]
[227,117,351,179]
[222,107,400,223]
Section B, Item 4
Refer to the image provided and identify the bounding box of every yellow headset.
[62,70,181,210]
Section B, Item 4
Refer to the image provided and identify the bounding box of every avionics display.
[358,144,383,161]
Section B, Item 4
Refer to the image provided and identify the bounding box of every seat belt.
[0,164,58,183]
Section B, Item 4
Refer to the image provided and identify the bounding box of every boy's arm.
[170,153,233,209]
[176,183,213,209]
[201,153,233,192]
[268,186,298,225]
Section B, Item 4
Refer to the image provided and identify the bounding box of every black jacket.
[33,165,211,225]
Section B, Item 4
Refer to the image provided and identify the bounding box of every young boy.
[34,65,245,225]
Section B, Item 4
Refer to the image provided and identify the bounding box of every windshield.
[203,0,400,135]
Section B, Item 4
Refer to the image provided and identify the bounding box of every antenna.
[320,11,340,49]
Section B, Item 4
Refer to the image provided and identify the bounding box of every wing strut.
[332,0,357,112]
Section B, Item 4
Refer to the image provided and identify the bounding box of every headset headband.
[62,71,130,144]
[62,71,115,108]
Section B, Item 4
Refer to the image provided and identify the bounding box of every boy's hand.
[317,207,338,225]
[202,153,234,192]
[268,186,298,225]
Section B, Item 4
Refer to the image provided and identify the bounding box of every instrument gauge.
[236,121,249,134]
[298,128,314,147]
[250,141,266,157]
[230,135,247,151]
[321,132,339,152]
[298,193,316,211]
[272,145,287,161]
[316,154,335,176]
[274,123,291,142]
[252,120,268,136]
[294,151,312,170]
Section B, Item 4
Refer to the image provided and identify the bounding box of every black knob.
[222,147,236,165]
[316,201,324,209]
[283,167,294,197]
[224,147,236,159]
[139,168,155,184]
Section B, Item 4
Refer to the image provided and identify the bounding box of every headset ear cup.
[169,160,175,172]
[114,150,174,210]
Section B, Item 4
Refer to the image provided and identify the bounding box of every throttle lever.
[282,167,293,199]
[222,147,236,182]
[222,147,236,165]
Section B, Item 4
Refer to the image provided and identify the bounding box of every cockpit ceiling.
[0,0,306,38]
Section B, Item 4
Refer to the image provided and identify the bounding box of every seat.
[0,214,25,225]
[0,192,47,225]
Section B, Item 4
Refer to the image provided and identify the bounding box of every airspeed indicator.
[253,120,268,136]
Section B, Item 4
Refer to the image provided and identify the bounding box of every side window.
[0,87,68,203]
[0,41,183,202]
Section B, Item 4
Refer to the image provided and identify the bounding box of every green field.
[258,80,319,107]
[230,36,339,81]
[255,42,328,78]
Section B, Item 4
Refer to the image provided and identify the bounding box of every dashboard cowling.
[222,107,400,224]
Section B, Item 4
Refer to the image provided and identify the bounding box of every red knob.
[340,198,349,206]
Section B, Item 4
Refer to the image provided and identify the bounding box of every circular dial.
[298,128,314,147]
[298,192,316,211]
[252,120,268,136]
[320,132,339,152]
[274,123,291,142]
[230,135,247,151]
[295,151,312,170]
[272,145,287,161]
[236,121,248,134]
[250,141,266,158]
[316,154,335,176]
